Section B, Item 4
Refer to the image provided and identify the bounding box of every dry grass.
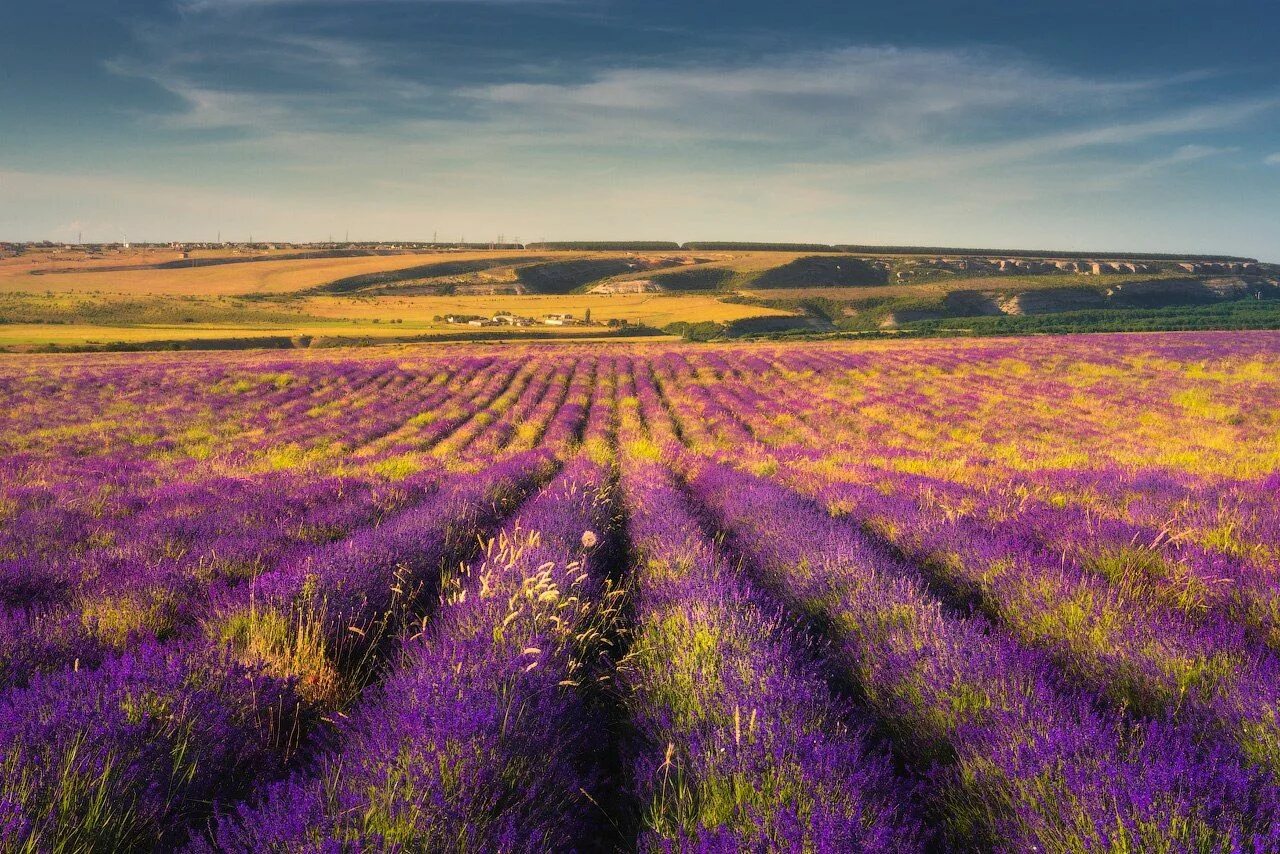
[0,292,789,348]
[607,251,814,285]
[744,273,1188,302]
[0,246,194,274]
[7,246,1202,348]
[0,250,582,297]
[302,293,788,325]
[0,321,603,348]
[0,245,331,280]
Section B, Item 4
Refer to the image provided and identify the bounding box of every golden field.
[4,244,1271,350]
[0,249,578,297]
[0,293,784,348]
[0,246,801,349]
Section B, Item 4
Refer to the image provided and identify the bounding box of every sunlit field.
[2,332,1279,850]
[5,246,1276,351]
[0,249,543,296]
[0,294,784,349]
[0,248,802,350]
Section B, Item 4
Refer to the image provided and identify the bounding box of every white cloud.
[30,18,1271,254]
[113,13,1268,171]
[95,30,1277,232]
[468,47,1180,147]
[179,0,567,9]
[1132,143,1235,173]
[779,100,1269,187]
[1265,152,1280,166]
[107,22,436,133]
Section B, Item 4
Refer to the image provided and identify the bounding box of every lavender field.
[2,332,1279,851]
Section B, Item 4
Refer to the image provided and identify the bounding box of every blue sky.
[2,1,1278,258]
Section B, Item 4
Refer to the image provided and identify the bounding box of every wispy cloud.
[37,5,1271,253]
[108,20,439,133]
[1266,152,1280,166]
[103,23,1278,217]
[468,47,1192,148]
[1131,143,1236,174]
[179,0,571,9]
[780,99,1273,185]
[114,8,1267,165]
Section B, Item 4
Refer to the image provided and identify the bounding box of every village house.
[491,313,533,326]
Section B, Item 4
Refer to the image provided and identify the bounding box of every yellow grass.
[0,250,575,297]
[744,273,1185,302]
[0,324,309,346]
[302,293,787,326]
[0,292,788,348]
[0,322,598,347]
[608,251,815,285]
[0,290,788,348]
[4,246,1178,306]
[0,245,326,280]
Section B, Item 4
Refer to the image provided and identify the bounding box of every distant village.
[437,310,629,328]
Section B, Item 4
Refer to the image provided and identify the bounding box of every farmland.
[2,331,1279,850]
[3,243,1278,351]
[0,247,800,350]
[0,248,533,297]
[0,293,783,350]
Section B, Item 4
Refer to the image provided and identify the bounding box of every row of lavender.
[1,334,1278,848]
[0,350,594,849]
[632,342,1280,846]
[649,345,1280,742]
[0,352,589,673]
[196,355,625,850]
